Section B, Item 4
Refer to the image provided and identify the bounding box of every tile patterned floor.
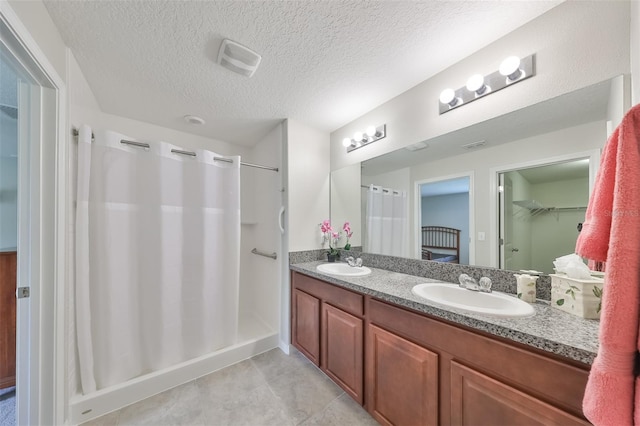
[83,348,378,426]
[0,386,16,426]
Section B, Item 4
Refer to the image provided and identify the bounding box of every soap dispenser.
[514,274,538,303]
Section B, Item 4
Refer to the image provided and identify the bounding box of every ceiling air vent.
[217,39,262,78]
[461,140,487,150]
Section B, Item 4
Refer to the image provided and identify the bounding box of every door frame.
[0,3,68,425]
[413,171,475,264]
[488,149,601,269]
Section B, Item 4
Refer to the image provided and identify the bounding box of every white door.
[499,174,516,269]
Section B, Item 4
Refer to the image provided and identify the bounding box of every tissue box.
[550,274,603,319]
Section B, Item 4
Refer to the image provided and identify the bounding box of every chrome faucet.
[459,274,492,293]
[345,256,363,267]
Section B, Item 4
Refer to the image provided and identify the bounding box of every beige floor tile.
[117,380,202,426]
[250,347,311,382]
[79,348,377,426]
[301,393,379,426]
[196,359,268,405]
[200,383,292,426]
[267,362,344,425]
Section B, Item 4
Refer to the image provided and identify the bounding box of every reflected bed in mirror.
[331,76,624,274]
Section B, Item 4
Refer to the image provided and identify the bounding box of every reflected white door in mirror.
[490,150,600,274]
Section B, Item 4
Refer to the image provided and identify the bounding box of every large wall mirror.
[330,76,626,273]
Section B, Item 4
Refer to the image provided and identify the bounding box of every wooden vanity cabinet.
[291,271,591,425]
[291,272,364,403]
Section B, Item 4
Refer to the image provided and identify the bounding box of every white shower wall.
[239,123,283,333]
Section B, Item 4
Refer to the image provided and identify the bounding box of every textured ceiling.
[44,1,562,146]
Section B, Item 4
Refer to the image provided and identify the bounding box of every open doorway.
[0,48,19,425]
[417,175,472,265]
[498,158,590,273]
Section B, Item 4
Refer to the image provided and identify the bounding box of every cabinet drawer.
[292,272,364,316]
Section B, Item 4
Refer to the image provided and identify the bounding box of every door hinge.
[17,287,30,299]
[499,238,504,245]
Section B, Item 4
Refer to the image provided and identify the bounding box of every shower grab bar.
[251,248,277,260]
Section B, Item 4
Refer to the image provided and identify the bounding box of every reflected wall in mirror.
[498,158,589,274]
[331,77,624,272]
[330,164,362,248]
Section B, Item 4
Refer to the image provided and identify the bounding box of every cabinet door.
[450,361,590,426]
[292,289,321,365]
[322,303,363,404]
[367,324,438,426]
[0,252,16,389]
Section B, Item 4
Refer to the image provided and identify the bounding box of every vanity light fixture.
[343,124,387,153]
[499,56,524,82]
[439,54,535,115]
[466,74,489,97]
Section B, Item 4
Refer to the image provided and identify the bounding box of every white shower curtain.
[365,185,408,257]
[75,125,240,394]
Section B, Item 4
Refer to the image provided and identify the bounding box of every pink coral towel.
[576,103,640,426]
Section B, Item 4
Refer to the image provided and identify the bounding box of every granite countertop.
[290,261,599,365]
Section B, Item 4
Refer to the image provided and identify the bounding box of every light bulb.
[366,126,377,137]
[353,131,364,141]
[439,88,457,106]
[466,74,486,94]
[342,137,352,147]
[499,56,522,81]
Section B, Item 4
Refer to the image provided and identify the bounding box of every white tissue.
[553,254,592,280]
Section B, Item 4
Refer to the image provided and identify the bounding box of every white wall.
[330,1,630,170]
[7,0,67,80]
[530,177,589,273]
[0,112,18,250]
[286,119,330,252]
[330,163,361,247]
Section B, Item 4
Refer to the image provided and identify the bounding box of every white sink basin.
[411,283,535,318]
[316,263,372,277]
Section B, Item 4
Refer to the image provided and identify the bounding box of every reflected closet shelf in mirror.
[513,200,586,219]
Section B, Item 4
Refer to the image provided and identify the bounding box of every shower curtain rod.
[72,129,278,172]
